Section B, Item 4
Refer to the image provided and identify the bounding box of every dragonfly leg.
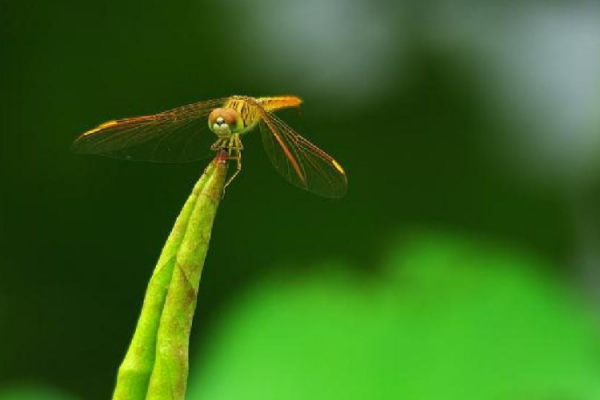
[224,153,242,191]
[211,139,224,151]
[223,135,243,194]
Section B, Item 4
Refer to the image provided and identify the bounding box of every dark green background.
[1,1,598,399]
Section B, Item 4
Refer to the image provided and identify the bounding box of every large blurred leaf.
[188,231,600,400]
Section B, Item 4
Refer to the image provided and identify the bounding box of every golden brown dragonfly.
[73,95,347,198]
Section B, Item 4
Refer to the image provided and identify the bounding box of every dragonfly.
[73,95,347,198]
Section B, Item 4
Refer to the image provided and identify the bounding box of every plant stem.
[111,155,228,400]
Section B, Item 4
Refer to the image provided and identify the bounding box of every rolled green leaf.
[111,155,228,400]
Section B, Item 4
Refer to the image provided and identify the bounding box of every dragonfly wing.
[72,98,227,162]
[257,108,348,198]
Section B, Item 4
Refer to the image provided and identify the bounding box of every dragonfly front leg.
[224,153,242,191]
[211,138,228,152]
[224,135,243,192]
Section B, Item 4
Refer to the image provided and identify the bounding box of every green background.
[1,0,600,399]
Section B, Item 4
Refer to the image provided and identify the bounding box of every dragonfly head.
[208,108,243,136]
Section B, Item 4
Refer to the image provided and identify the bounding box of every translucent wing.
[72,98,227,162]
[257,107,348,198]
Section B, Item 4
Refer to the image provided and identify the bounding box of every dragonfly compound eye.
[209,108,242,136]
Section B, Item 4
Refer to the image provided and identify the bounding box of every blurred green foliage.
[188,231,600,400]
[0,387,77,400]
[7,233,594,400]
